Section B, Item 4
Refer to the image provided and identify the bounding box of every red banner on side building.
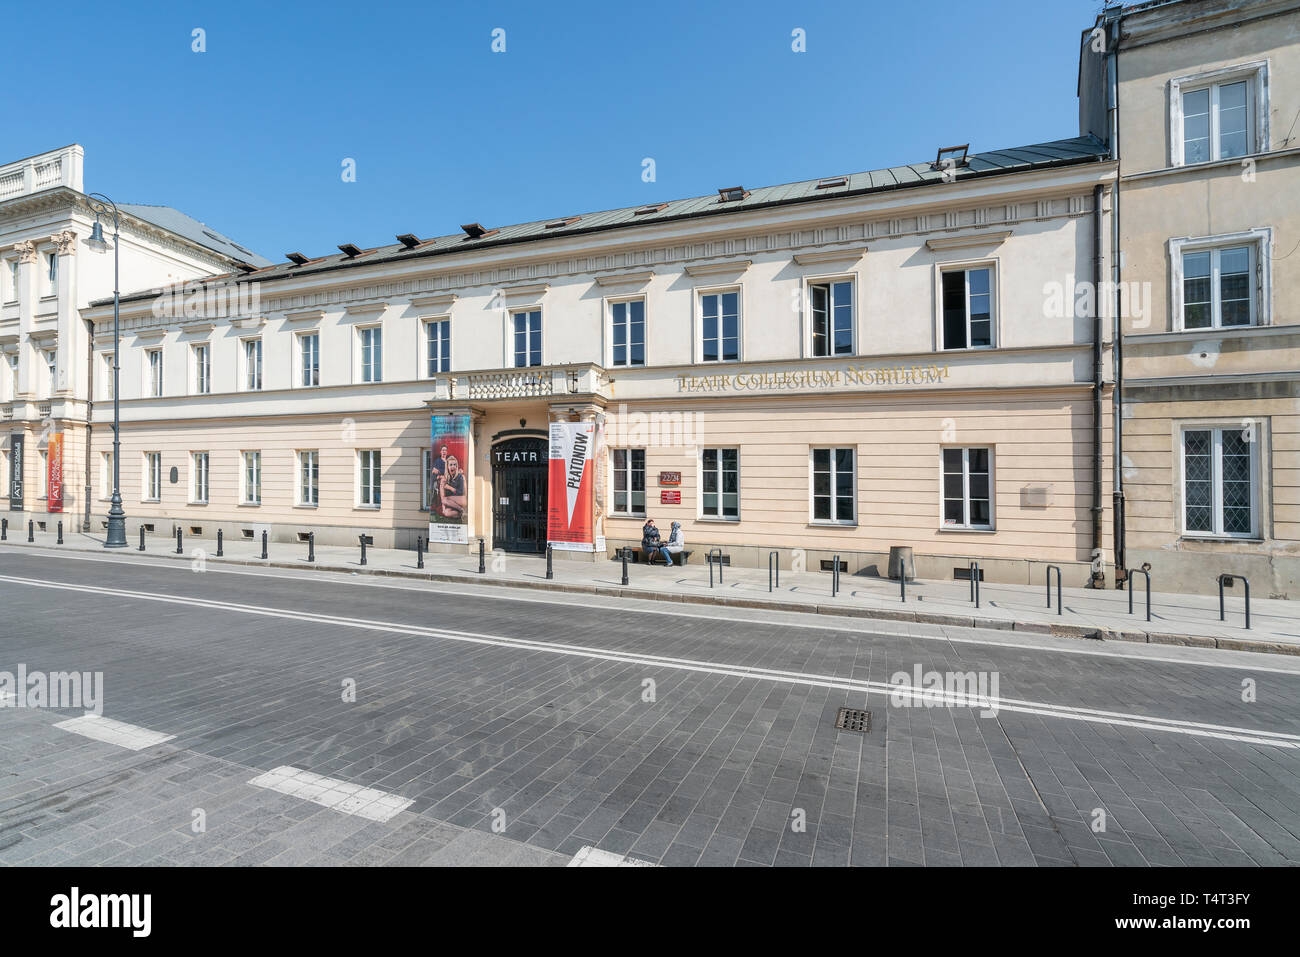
[547,421,596,551]
[47,432,64,513]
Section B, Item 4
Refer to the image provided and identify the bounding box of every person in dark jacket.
[641,518,672,566]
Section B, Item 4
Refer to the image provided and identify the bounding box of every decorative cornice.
[231,316,266,330]
[410,292,457,311]
[593,269,655,287]
[499,282,549,301]
[284,308,326,324]
[792,246,867,266]
[684,258,751,277]
[343,301,387,318]
[925,230,1013,251]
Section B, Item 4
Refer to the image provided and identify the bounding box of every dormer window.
[717,186,748,203]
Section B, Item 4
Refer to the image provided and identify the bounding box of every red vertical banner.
[47,432,64,513]
[547,420,595,550]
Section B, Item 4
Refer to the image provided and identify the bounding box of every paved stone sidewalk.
[2,529,1294,655]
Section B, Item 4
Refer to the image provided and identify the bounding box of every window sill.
[1179,535,1262,544]
[189,501,209,507]
[355,504,381,511]
[238,502,262,508]
[610,513,647,520]
[940,345,996,354]
[294,504,319,510]
[808,521,857,529]
[938,526,996,533]
[696,516,740,523]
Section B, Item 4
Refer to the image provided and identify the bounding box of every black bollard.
[216,528,223,557]
[478,538,485,574]
[546,543,553,580]
[176,527,183,555]
[138,526,145,551]
[416,536,424,569]
[27,520,34,542]
[57,521,63,545]
[1,517,7,540]
[359,534,368,566]
[261,530,268,560]
[307,532,315,563]
[621,547,629,586]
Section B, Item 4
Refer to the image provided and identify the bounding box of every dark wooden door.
[492,438,548,553]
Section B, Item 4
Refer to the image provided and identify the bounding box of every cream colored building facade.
[1,144,268,532]
[79,140,1118,588]
[1081,0,1300,596]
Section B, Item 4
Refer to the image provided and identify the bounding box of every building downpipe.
[1107,11,1127,587]
[1091,183,1105,587]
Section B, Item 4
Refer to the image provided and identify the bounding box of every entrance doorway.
[491,436,548,553]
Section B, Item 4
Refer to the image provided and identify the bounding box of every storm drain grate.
[835,707,872,733]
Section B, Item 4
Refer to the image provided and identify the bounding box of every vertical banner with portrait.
[428,414,470,544]
[47,432,64,513]
[547,420,596,551]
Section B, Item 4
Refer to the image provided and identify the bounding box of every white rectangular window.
[45,350,57,395]
[610,299,646,367]
[512,310,542,368]
[38,450,47,498]
[144,452,162,502]
[701,448,739,519]
[100,451,113,499]
[298,450,319,506]
[360,326,383,383]
[4,260,17,302]
[1182,79,1251,164]
[45,252,57,296]
[242,451,261,505]
[100,354,115,400]
[811,448,855,524]
[192,451,209,504]
[611,448,646,516]
[809,280,853,357]
[358,450,381,506]
[1183,427,1256,538]
[1182,245,1254,329]
[146,348,163,397]
[193,343,211,394]
[424,319,450,376]
[942,447,993,529]
[700,290,740,362]
[299,333,320,387]
[941,267,993,349]
[243,339,263,391]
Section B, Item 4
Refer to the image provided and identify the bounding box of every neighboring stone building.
[1081,0,1300,595]
[1,144,268,533]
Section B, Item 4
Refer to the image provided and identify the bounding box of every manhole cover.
[835,707,872,733]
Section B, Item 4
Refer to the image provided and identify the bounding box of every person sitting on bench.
[641,518,672,566]
[663,521,685,566]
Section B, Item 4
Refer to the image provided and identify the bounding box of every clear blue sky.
[12,0,1106,262]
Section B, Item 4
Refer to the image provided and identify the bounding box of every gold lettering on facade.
[676,364,949,392]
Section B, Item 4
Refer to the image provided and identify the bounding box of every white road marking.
[248,766,412,822]
[3,572,1298,750]
[53,713,175,751]
[568,845,657,867]
[4,544,1298,675]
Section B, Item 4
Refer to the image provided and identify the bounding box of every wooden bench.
[619,548,692,566]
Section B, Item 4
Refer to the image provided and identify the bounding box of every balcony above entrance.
[430,363,609,402]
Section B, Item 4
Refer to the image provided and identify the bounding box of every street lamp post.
[86,194,126,548]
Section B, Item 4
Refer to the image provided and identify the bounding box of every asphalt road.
[2,545,1298,867]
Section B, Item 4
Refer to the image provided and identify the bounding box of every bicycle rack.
[1046,565,1062,616]
[707,548,724,588]
[1218,574,1250,631]
[1128,568,1151,622]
